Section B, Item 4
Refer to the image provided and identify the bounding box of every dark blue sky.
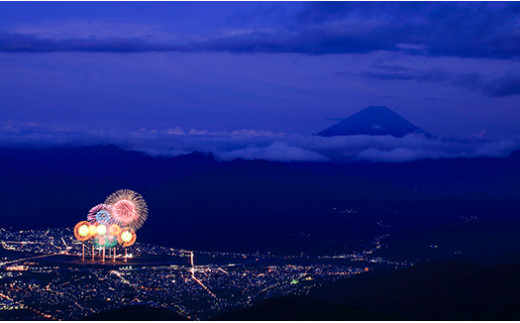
[0,2,520,162]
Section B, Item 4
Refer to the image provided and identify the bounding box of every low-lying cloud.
[0,121,519,163]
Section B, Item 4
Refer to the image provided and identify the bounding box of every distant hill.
[87,305,186,320]
[215,262,520,320]
[317,106,428,137]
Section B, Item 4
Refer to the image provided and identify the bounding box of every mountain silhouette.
[318,106,428,137]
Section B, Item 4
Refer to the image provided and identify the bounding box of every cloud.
[0,27,394,55]
[291,2,520,58]
[483,73,520,97]
[362,68,520,97]
[0,121,518,163]
[0,32,184,53]
[217,141,330,162]
[1,2,520,58]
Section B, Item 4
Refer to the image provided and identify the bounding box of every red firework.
[105,189,148,231]
[113,200,137,224]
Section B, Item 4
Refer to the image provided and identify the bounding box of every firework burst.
[94,234,118,248]
[105,234,118,248]
[74,189,148,262]
[118,228,137,247]
[87,204,113,225]
[88,224,97,236]
[108,223,121,236]
[105,189,148,231]
[74,221,92,241]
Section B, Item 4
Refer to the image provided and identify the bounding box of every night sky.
[1,2,519,162]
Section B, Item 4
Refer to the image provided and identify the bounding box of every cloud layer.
[1,3,520,59]
[0,122,518,163]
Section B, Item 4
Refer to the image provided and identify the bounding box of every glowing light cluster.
[73,189,148,255]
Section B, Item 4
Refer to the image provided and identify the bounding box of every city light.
[1,226,404,320]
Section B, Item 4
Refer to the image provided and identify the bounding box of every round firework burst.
[105,189,148,231]
[87,204,113,225]
[74,221,92,241]
[96,224,108,236]
[118,228,137,247]
[108,223,121,236]
[88,224,97,236]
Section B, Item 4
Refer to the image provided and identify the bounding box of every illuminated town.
[0,225,411,320]
[0,189,412,319]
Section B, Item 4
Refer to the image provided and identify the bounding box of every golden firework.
[74,221,92,241]
[96,224,107,236]
[118,228,137,247]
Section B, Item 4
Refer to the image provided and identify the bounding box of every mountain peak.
[364,105,394,112]
[317,106,426,137]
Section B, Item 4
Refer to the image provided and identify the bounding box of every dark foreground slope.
[87,305,186,321]
[215,296,395,321]
[87,262,520,321]
[215,261,520,320]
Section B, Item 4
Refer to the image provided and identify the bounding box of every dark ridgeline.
[1,145,520,261]
[317,106,430,138]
